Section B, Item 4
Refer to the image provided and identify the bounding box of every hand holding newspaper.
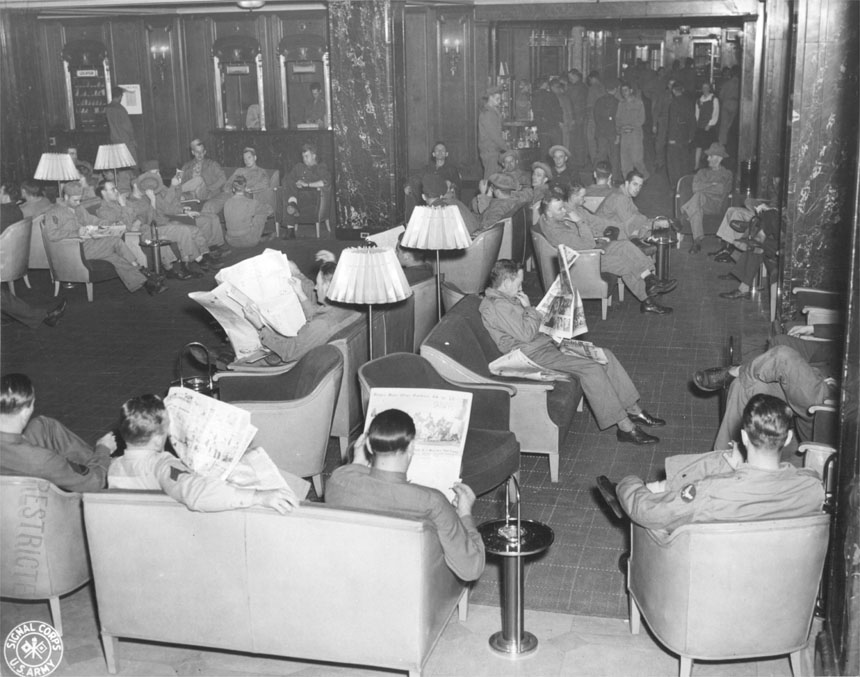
[536,244,588,341]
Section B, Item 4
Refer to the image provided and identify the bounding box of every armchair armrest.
[432,374,511,431]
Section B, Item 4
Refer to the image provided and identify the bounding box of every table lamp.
[33,153,81,195]
[94,143,136,184]
[401,204,472,320]
[326,247,412,359]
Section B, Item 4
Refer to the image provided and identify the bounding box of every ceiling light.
[237,0,265,9]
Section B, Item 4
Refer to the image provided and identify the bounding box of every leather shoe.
[165,264,192,280]
[719,289,751,300]
[689,240,702,254]
[693,366,734,392]
[184,261,205,277]
[717,273,735,280]
[645,277,678,296]
[617,426,659,445]
[144,279,168,296]
[641,298,673,315]
[628,410,666,427]
[43,298,67,327]
[596,476,625,519]
[708,245,733,257]
[714,251,735,263]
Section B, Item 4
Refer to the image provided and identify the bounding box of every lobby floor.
[2,179,797,675]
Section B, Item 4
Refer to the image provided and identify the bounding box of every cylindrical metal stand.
[654,242,670,280]
[491,554,537,654]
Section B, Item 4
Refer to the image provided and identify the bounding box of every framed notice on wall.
[120,84,142,115]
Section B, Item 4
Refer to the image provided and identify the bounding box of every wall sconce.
[678,25,691,35]
[443,38,461,77]
[150,43,169,81]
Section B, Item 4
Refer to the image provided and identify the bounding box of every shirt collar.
[369,467,408,482]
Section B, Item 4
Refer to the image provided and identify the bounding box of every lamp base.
[489,630,538,656]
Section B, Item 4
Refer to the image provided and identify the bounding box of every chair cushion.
[461,429,519,496]
[84,259,120,282]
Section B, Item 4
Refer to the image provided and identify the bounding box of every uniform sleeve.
[206,162,227,196]
[708,97,720,128]
[479,297,542,353]
[259,312,330,363]
[430,497,486,581]
[28,444,110,493]
[154,454,256,512]
[616,475,698,532]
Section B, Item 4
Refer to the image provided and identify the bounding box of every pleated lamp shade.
[94,143,136,171]
[401,205,472,251]
[326,247,412,305]
[33,153,81,182]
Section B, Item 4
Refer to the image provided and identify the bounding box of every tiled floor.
[2,176,791,675]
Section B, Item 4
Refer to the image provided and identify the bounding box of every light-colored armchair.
[628,514,830,677]
[216,345,343,497]
[0,217,32,294]
[530,225,623,321]
[0,476,92,635]
[40,215,118,302]
[436,220,504,294]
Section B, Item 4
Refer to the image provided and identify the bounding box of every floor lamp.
[401,204,472,320]
[326,247,412,360]
[33,153,81,197]
[94,143,136,185]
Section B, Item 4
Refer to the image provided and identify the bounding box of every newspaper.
[227,446,310,499]
[536,244,588,341]
[488,349,571,381]
[189,249,307,361]
[165,387,258,480]
[364,388,472,500]
[558,339,608,364]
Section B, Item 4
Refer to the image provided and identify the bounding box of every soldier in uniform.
[602,394,824,533]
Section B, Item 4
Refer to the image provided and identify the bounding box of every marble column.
[779,0,858,316]
[327,0,406,231]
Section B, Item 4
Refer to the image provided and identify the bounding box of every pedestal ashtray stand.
[478,476,554,658]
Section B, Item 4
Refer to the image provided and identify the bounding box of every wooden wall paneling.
[736,17,760,192]
[181,17,216,157]
[471,19,490,178]
[437,10,472,175]
[107,19,149,168]
[405,7,433,173]
[755,0,790,201]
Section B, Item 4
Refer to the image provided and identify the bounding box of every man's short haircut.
[626,169,645,183]
[190,138,204,149]
[232,175,247,193]
[318,260,337,282]
[0,373,35,415]
[539,193,564,216]
[301,143,317,155]
[672,82,684,93]
[119,394,168,446]
[594,161,612,179]
[111,85,125,100]
[310,82,322,92]
[96,179,112,199]
[20,181,42,198]
[742,394,793,451]
[367,409,415,453]
[242,146,256,157]
[62,182,83,198]
[488,259,521,288]
[565,182,586,201]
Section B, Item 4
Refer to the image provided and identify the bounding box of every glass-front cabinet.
[212,35,266,131]
[278,34,331,130]
[62,39,112,130]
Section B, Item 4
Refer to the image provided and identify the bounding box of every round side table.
[479,518,554,657]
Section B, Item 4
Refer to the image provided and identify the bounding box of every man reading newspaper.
[108,393,305,512]
[480,258,666,445]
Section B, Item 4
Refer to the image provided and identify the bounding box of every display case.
[278,34,331,130]
[62,40,112,131]
[212,35,265,131]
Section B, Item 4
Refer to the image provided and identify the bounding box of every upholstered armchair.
[628,514,830,677]
[0,476,92,635]
[216,345,344,497]
[496,205,530,267]
[0,216,32,294]
[530,225,622,321]
[673,173,733,239]
[358,352,520,497]
[40,215,117,302]
[436,220,504,295]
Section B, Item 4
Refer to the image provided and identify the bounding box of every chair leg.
[23,274,31,289]
[101,633,119,674]
[6,280,14,296]
[601,298,608,320]
[617,278,624,302]
[458,588,469,621]
[548,452,559,482]
[85,282,94,302]
[339,436,350,462]
[324,219,331,234]
[789,650,803,677]
[629,597,640,634]
[679,656,693,677]
[312,474,324,498]
[53,281,60,297]
[577,396,584,412]
[315,221,320,239]
[48,596,63,636]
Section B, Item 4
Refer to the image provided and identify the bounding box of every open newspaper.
[535,243,608,364]
[536,243,588,341]
[188,249,307,363]
[164,387,309,498]
[364,388,472,501]
[488,349,571,381]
